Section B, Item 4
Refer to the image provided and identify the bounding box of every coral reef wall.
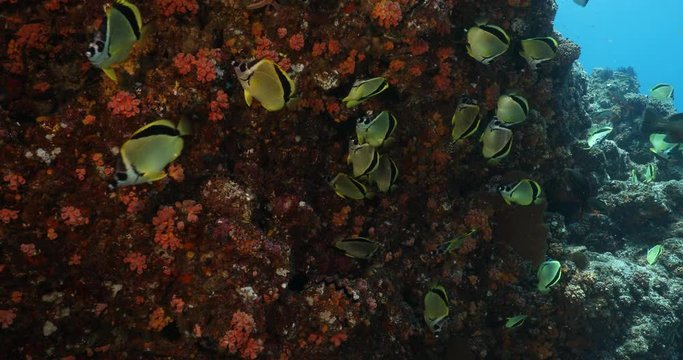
[6,1,679,359]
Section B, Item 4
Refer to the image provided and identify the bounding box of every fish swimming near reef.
[342,77,389,108]
[586,126,613,149]
[86,0,143,83]
[648,133,678,160]
[519,37,558,69]
[329,173,374,200]
[232,58,296,111]
[334,237,380,259]
[356,111,397,148]
[498,178,543,206]
[368,155,399,193]
[424,285,449,333]
[641,106,683,143]
[537,259,561,293]
[110,118,191,188]
[466,22,510,64]
[649,84,674,101]
[451,102,480,141]
[347,140,380,178]
[496,94,529,125]
[480,119,513,162]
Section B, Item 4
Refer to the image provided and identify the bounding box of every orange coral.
[331,206,351,227]
[148,307,171,331]
[327,40,342,56]
[219,311,263,359]
[173,53,195,75]
[3,173,26,191]
[371,1,402,29]
[168,163,185,182]
[152,206,182,250]
[0,209,19,224]
[123,252,147,274]
[107,91,140,118]
[155,0,199,16]
[208,90,229,122]
[312,42,326,57]
[289,33,305,51]
[61,206,89,226]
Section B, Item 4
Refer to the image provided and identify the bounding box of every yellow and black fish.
[347,140,380,178]
[334,237,380,259]
[111,118,191,188]
[356,111,397,148]
[499,178,543,206]
[649,84,674,101]
[232,58,296,111]
[496,94,529,125]
[519,37,558,69]
[330,173,373,200]
[466,22,510,64]
[537,260,561,293]
[342,77,389,108]
[480,119,513,161]
[451,103,480,141]
[368,155,398,193]
[424,285,449,332]
[86,0,143,82]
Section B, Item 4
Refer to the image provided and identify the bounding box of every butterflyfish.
[334,237,380,259]
[451,103,480,141]
[342,77,389,108]
[356,111,397,148]
[496,94,529,125]
[368,155,398,193]
[649,84,674,101]
[505,315,527,329]
[586,126,613,149]
[424,285,449,333]
[436,229,476,254]
[347,140,380,178]
[537,260,561,293]
[86,0,143,82]
[648,133,678,160]
[646,245,663,265]
[643,163,656,183]
[330,173,374,200]
[641,106,683,143]
[466,22,510,64]
[519,37,558,69]
[498,179,542,206]
[111,118,191,188]
[480,119,513,161]
[232,58,296,111]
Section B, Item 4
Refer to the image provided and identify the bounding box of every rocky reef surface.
[0,0,681,359]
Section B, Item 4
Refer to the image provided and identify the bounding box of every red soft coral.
[107,91,140,118]
[155,0,199,16]
[372,1,402,29]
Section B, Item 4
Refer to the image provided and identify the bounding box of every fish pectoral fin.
[102,68,118,83]
[145,171,167,182]
[244,90,253,106]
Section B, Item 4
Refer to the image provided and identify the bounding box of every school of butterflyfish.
[90,2,671,333]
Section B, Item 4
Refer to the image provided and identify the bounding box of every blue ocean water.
[555,0,683,111]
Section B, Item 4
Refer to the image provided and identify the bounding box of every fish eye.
[497,185,504,191]
[96,41,104,52]
[116,172,128,181]
[239,63,247,72]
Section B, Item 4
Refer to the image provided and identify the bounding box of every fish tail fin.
[177,116,192,136]
[641,106,665,133]
[102,68,118,82]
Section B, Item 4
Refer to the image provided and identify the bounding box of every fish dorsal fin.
[113,0,142,39]
[131,120,178,139]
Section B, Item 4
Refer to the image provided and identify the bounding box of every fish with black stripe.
[232,58,296,111]
[86,0,143,82]
[110,118,191,188]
